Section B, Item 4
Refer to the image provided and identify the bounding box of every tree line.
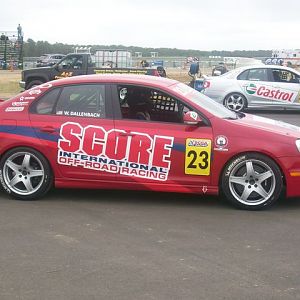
[23,39,272,58]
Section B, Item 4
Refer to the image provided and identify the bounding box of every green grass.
[0,70,22,99]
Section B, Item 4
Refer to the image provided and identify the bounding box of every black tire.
[26,80,43,89]
[224,93,247,112]
[221,153,283,210]
[0,147,53,200]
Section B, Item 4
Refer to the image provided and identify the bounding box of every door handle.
[40,126,56,133]
[119,131,136,137]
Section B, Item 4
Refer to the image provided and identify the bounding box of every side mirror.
[183,111,203,125]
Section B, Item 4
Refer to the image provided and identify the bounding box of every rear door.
[237,67,273,106]
[29,83,117,182]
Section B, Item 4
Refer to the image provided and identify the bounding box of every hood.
[24,66,53,74]
[235,113,300,138]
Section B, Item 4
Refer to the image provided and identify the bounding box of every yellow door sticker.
[185,139,211,176]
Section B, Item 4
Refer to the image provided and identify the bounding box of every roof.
[236,64,300,73]
[50,74,178,88]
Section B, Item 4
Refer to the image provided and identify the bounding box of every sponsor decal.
[214,135,228,151]
[12,101,29,107]
[185,138,211,176]
[5,107,24,112]
[27,83,52,96]
[245,83,257,95]
[58,111,101,118]
[188,139,209,147]
[29,89,42,95]
[190,111,198,121]
[94,69,148,75]
[244,83,295,102]
[225,156,246,176]
[54,72,73,80]
[20,96,35,101]
[57,122,174,181]
[39,83,52,89]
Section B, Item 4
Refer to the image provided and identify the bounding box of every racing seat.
[135,111,151,120]
[273,71,281,82]
[127,88,152,121]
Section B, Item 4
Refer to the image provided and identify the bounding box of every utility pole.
[4,36,7,70]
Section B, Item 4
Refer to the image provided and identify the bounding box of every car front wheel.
[224,93,247,112]
[0,148,53,200]
[26,80,43,89]
[221,153,283,210]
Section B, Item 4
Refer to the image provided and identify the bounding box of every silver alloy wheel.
[225,94,245,111]
[228,159,276,206]
[3,152,45,196]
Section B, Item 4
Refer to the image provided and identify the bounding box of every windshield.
[171,83,237,119]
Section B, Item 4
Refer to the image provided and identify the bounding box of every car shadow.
[46,188,227,208]
[0,187,299,211]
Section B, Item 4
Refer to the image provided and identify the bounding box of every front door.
[268,68,300,107]
[111,84,214,188]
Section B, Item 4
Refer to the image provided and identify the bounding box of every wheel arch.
[25,76,47,89]
[0,145,54,179]
[223,91,249,108]
[218,150,286,191]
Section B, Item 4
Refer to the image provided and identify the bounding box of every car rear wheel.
[221,153,283,210]
[224,93,247,112]
[0,148,53,200]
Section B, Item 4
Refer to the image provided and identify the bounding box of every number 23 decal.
[185,139,211,175]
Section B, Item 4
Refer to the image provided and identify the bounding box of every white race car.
[202,65,300,111]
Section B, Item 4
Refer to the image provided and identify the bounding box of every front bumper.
[279,156,300,198]
[19,81,25,89]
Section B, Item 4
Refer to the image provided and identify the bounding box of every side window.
[272,69,300,83]
[117,85,192,123]
[31,88,61,115]
[247,68,268,81]
[237,70,249,80]
[55,84,106,118]
[58,55,83,70]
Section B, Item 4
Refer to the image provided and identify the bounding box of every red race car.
[0,74,300,210]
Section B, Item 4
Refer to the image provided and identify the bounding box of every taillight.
[203,81,210,89]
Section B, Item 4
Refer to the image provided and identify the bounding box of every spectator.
[212,62,228,76]
[140,60,149,68]
[188,58,201,88]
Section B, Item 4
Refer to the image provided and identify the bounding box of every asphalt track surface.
[0,111,300,300]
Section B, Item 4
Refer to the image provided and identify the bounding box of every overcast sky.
[1,0,299,51]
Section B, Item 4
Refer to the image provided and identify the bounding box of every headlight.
[296,140,300,152]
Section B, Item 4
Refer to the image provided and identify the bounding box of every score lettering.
[82,126,106,156]
[58,122,82,152]
[58,122,174,181]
